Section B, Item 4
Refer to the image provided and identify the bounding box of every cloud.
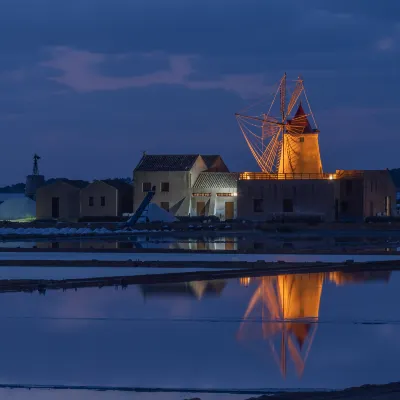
[41,47,271,99]
[375,24,400,52]
[376,37,395,51]
[0,0,389,61]
[0,0,399,183]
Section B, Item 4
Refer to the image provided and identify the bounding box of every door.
[196,201,206,216]
[52,197,60,219]
[385,196,392,216]
[225,238,235,251]
[225,201,234,220]
[283,198,293,212]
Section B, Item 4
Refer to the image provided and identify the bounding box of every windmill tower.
[278,102,323,175]
[25,154,45,200]
[236,73,323,176]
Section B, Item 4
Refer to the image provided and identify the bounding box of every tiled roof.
[193,172,239,189]
[287,102,314,134]
[135,155,200,172]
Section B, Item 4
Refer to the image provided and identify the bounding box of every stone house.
[133,154,229,216]
[236,169,396,222]
[237,177,336,221]
[36,179,88,221]
[335,170,396,221]
[80,179,133,218]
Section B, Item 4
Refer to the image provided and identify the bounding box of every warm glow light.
[329,174,333,180]
[239,277,252,286]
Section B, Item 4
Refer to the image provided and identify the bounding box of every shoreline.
[0,381,398,399]
[247,381,400,399]
[0,259,397,293]
[0,247,399,255]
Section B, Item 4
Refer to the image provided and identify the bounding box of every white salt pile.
[138,203,177,223]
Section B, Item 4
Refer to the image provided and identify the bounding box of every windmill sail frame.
[235,73,322,176]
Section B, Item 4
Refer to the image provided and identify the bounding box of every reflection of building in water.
[139,280,226,300]
[328,271,391,285]
[194,237,237,251]
[239,277,252,287]
[238,270,392,378]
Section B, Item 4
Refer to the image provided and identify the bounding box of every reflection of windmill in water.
[238,273,323,378]
[235,73,323,175]
[238,271,392,378]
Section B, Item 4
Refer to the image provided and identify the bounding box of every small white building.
[191,172,239,220]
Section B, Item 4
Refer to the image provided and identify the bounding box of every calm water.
[0,390,247,400]
[0,269,398,399]
[1,234,400,252]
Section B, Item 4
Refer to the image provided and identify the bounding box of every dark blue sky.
[0,0,399,184]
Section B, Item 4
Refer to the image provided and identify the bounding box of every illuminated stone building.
[191,172,239,220]
[277,103,323,175]
[133,154,239,220]
[235,74,396,222]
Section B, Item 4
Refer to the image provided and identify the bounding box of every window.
[345,180,352,195]
[89,196,94,207]
[253,199,263,213]
[292,186,297,197]
[160,202,169,212]
[341,201,348,213]
[161,182,170,192]
[101,196,106,207]
[142,182,152,192]
[299,137,304,143]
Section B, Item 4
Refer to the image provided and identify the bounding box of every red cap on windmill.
[288,102,314,134]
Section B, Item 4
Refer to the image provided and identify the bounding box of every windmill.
[235,73,323,176]
[25,153,45,200]
[33,153,41,176]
